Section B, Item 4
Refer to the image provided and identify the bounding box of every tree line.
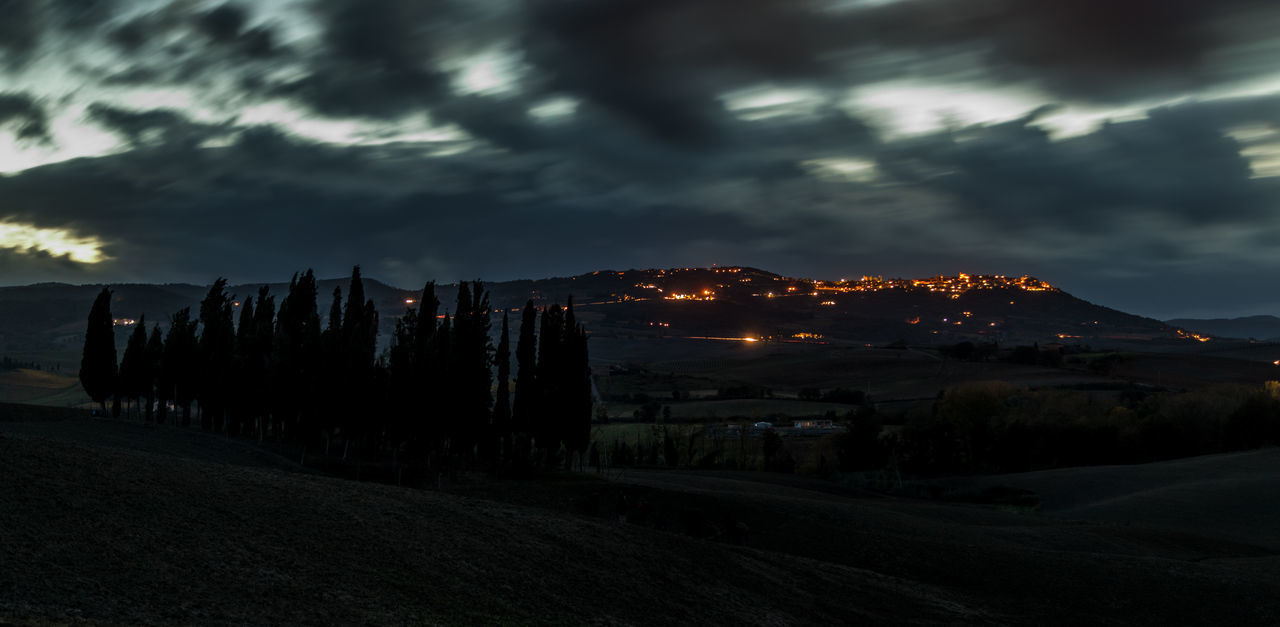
[79,266,593,473]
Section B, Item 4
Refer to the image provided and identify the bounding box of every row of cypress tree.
[79,266,593,471]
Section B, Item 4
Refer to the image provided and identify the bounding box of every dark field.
[592,339,1280,404]
[4,415,1280,625]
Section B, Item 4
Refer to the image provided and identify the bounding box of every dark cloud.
[198,4,248,42]
[261,0,1280,149]
[85,103,225,149]
[101,2,285,93]
[0,0,119,66]
[108,2,280,57]
[272,0,462,119]
[0,0,43,68]
[55,0,118,32]
[196,4,279,58]
[273,0,852,147]
[857,0,1280,101]
[1,92,1278,318]
[0,121,784,287]
[875,95,1279,235]
[0,92,52,143]
[0,247,92,282]
[521,0,840,145]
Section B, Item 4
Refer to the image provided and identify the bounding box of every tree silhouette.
[79,287,117,414]
[164,307,199,426]
[272,270,320,441]
[249,286,275,439]
[536,304,565,463]
[562,297,593,463]
[230,295,256,437]
[512,300,539,463]
[413,282,441,456]
[197,279,235,431]
[117,314,149,419]
[96,268,593,480]
[144,324,163,423]
[435,310,455,458]
[452,281,492,459]
[338,266,379,457]
[387,303,418,455]
[320,284,344,451]
[493,310,512,462]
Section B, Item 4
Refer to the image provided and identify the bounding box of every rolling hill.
[3,414,1280,625]
[0,267,1197,368]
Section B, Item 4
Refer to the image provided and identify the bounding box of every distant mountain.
[0,266,1195,358]
[1165,315,1280,340]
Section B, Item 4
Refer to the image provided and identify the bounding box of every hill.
[1166,315,1280,341]
[4,416,1280,625]
[920,447,1280,550]
[0,267,1197,372]
[0,418,988,625]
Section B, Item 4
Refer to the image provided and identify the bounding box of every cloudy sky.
[2,0,1280,319]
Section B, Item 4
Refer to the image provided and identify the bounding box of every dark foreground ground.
[3,416,1280,625]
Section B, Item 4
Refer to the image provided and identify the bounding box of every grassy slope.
[4,418,1280,625]
[923,447,1280,550]
[0,419,989,626]
[462,468,1280,626]
[0,369,89,406]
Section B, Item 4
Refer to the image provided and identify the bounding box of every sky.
[2,0,1280,319]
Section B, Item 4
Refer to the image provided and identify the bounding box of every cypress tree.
[387,305,418,450]
[361,298,380,442]
[536,304,564,461]
[118,315,149,419]
[164,307,199,426]
[449,282,492,458]
[197,279,235,432]
[230,296,256,436]
[564,297,593,461]
[413,282,439,366]
[470,282,493,458]
[512,300,538,448]
[414,282,442,456]
[325,286,343,342]
[435,310,455,460]
[342,267,368,362]
[272,270,321,441]
[80,287,117,414]
[493,310,512,462]
[450,284,472,452]
[340,266,379,455]
[144,324,163,423]
[321,285,343,449]
[250,286,275,438]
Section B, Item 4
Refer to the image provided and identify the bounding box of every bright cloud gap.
[0,221,108,264]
